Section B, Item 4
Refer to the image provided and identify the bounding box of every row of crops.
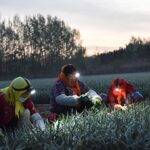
[0,72,150,149]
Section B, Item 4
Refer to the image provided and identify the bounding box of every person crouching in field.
[0,77,45,131]
[107,78,143,110]
[49,64,105,122]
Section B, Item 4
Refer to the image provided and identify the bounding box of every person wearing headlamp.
[0,77,45,131]
[108,78,143,110]
[49,64,103,120]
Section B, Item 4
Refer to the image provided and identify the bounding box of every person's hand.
[78,94,89,102]
[31,113,46,131]
[114,104,123,110]
[91,96,102,106]
[121,105,128,111]
[114,104,127,111]
[35,119,46,131]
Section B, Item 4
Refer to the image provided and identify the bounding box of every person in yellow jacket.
[0,77,45,131]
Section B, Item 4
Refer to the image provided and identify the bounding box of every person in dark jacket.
[49,64,104,121]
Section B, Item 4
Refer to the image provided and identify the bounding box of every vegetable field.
[0,72,150,149]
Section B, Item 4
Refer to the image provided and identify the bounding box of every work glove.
[78,93,93,108]
[78,90,102,108]
[31,113,46,131]
[86,90,102,106]
[78,94,89,102]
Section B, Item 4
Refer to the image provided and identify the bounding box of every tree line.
[86,37,150,74]
[0,14,86,79]
[0,14,150,79]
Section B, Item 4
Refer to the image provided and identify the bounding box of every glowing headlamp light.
[75,72,80,78]
[30,89,36,95]
[115,88,120,92]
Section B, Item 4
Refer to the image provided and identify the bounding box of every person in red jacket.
[108,78,143,110]
[0,77,45,131]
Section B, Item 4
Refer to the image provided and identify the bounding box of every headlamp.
[75,72,80,78]
[30,89,36,95]
[25,87,36,96]
[115,88,120,92]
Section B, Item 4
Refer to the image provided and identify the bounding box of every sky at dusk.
[0,0,150,55]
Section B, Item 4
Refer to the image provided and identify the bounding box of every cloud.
[0,0,150,55]
[1,0,150,32]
